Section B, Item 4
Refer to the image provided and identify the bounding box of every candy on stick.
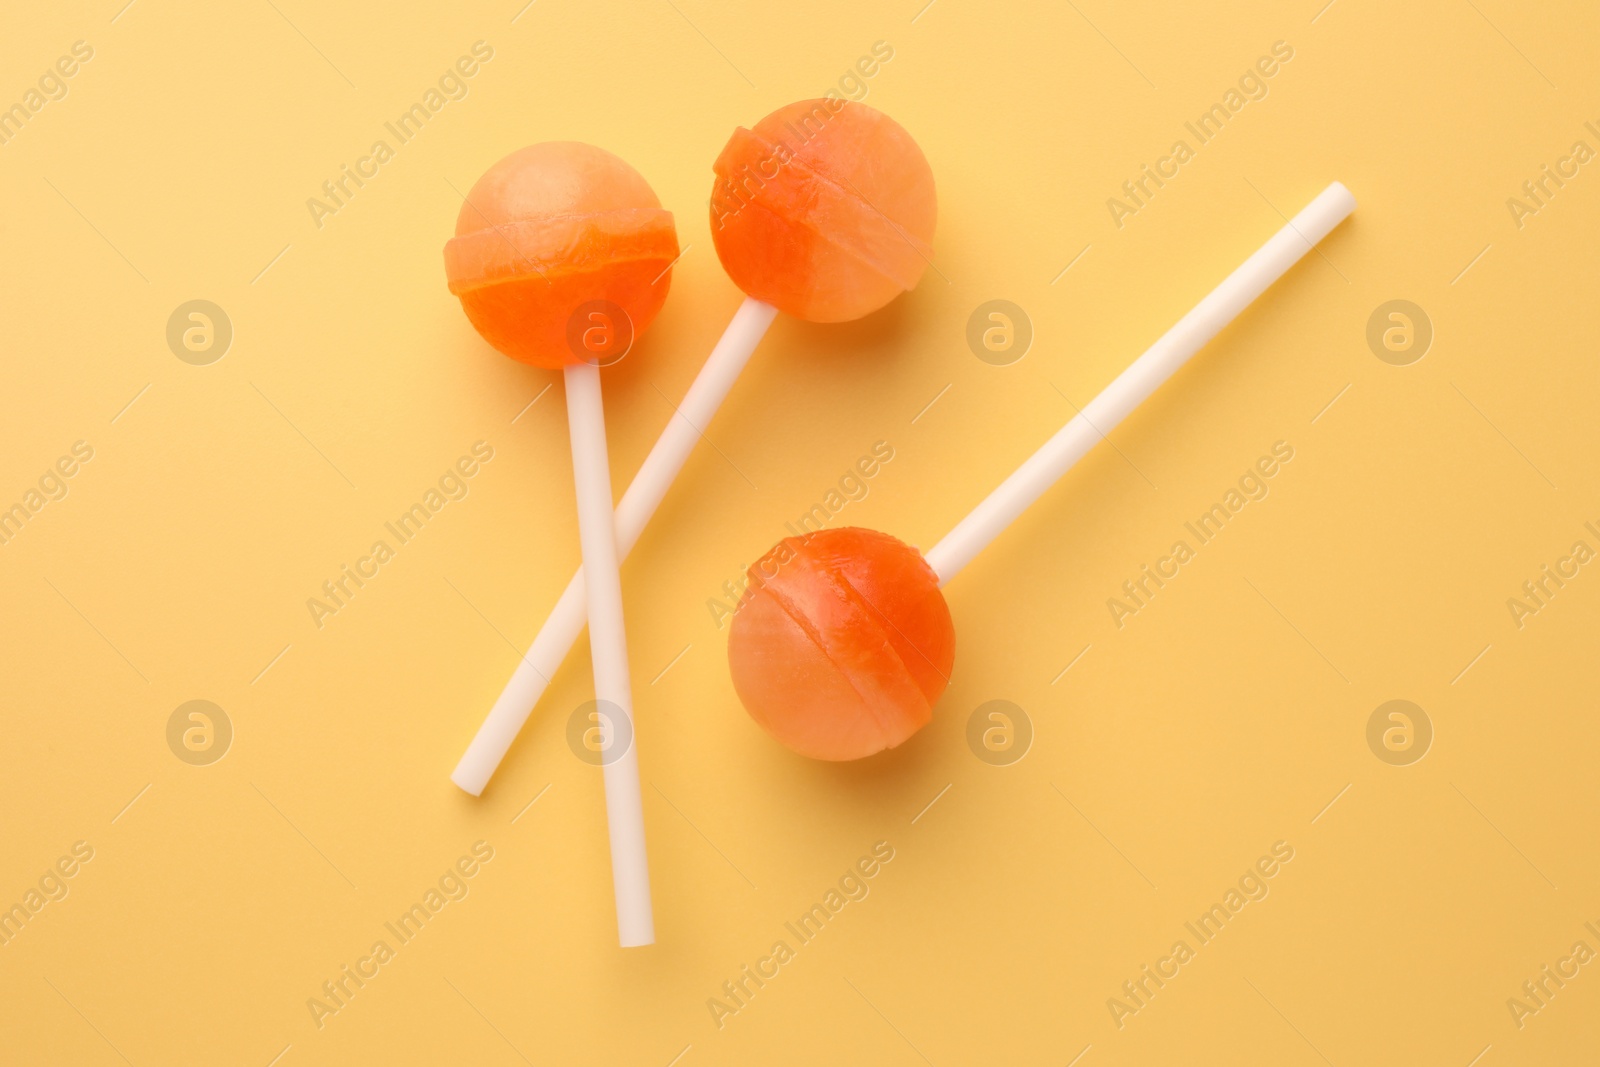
[728,183,1358,760]
[451,100,937,795]
[711,99,937,322]
[445,142,679,946]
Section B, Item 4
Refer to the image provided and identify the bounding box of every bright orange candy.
[728,527,955,760]
[709,100,936,323]
[444,142,679,369]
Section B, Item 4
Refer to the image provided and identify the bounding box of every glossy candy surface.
[710,100,936,323]
[445,142,679,368]
[728,527,955,760]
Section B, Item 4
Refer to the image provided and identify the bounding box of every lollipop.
[729,183,1358,760]
[452,100,937,794]
[445,142,679,946]
[710,98,936,321]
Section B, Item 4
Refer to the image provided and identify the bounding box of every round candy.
[709,100,936,323]
[445,142,679,369]
[728,526,955,760]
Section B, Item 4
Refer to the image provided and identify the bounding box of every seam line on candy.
[828,542,950,686]
[805,541,942,727]
[446,251,681,295]
[717,135,931,288]
[728,131,932,259]
[761,552,895,744]
[726,194,923,301]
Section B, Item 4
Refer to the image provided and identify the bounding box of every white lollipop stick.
[924,182,1356,584]
[563,360,653,947]
[453,297,779,796]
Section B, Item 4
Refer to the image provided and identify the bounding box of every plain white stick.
[452,298,778,796]
[924,182,1356,584]
[563,360,653,948]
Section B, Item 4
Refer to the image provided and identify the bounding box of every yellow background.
[3,0,1598,1063]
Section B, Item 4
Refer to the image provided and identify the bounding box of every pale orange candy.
[445,142,679,369]
[709,100,936,322]
[728,527,955,760]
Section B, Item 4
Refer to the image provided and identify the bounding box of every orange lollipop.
[445,142,679,947]
[711,99,936,322]
[727,184,1359,762]
[445,142,679,367]
[728,528,954,761]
